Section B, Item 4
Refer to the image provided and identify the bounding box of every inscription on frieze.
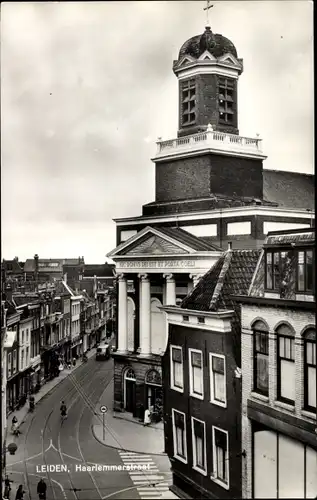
[119,260,196,269]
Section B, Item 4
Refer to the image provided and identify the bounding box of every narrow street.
[5,357,157,500]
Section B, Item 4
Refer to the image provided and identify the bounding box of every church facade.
[108,22,314,422]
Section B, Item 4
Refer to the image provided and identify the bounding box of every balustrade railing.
[156,127,263,156]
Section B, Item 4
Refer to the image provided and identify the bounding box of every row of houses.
[161,227,316,499]
[1,260,116,444]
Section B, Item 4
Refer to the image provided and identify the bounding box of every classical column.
[117,274,128,353]
[164,274,176,306]
[138,273,151,356]
[190,274,203,289]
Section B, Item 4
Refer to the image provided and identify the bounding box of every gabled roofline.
[107,225,201,257]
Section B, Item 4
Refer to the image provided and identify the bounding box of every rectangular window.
[219,78,235,124]
[181,79,196,126]
[305,336,316,412]
[191,417,207,474]
[172,409,187,463]
[26,347,29,365]
[198,317,205,324]
[26,328,29,342]
[189,349,204,399]
[21,331,25,344]
[297,250,314,293]
[182,315,189,322]
[170,346,184,392]
[210,354,226,407]
[212,426,229,489]
[278,335,295,404]
[21,349,24,370]
[7,353,12,378]
[254,331,269,396]
[265,250,286,291]
[12,350,17,373]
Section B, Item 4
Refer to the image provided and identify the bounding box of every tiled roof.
[182,249,260,365]
[263,170,315,210]
[158,227,222,251]
[13,295,39,307]
[182,249,260,312]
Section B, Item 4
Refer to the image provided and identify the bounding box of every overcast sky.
[1,1,313,263]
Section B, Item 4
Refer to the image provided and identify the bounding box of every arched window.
[303,328,316,412]
[276,323,295,404]
[252,320,269,396]
[124,368,136,381]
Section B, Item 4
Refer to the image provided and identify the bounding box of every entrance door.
[124,368,136,415]
[125,380,136,413]
[147,385,163,411]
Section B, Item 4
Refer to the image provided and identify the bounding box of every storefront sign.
[119,260,196,269]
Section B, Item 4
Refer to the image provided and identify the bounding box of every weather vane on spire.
[203,0,214,28]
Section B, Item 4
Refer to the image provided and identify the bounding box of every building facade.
[108,20,314,422]
[162,249,259,499]
[238,228,316,498]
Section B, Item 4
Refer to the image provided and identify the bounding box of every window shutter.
[212,356,224,374]
[194,419,204,438]
[191,351,202,368]
[172,348,182,363]
[214,428,227,449]
[174,412,184,429]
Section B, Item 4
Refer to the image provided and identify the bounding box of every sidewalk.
[92,378,165,456]
[7,348,97,433]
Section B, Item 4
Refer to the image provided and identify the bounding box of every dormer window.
[181,79,196,126]
[218,78,235,124]
[296,249,314,293]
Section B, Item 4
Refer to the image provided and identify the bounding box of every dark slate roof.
[158,227,222,251]
[182,249,260,312]
[84,264,115,278]
[2,259,24,273]
[178,27,238,61]
[12,295,39,307]
[263,170,315,210]
[23,259,35,273]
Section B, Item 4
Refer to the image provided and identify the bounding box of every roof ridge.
[209,251,233,310]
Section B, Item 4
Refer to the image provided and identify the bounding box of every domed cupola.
[173,26,243,138]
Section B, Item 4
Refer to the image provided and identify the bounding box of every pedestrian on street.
[15,485,25,500]
[3,475,13,499]
[37,478,47,499]
[144,407,151,426]
[72,357,76,367]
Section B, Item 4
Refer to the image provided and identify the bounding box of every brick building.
[161,249,259,499]
[236,228,316,498]
[108,21,314,422]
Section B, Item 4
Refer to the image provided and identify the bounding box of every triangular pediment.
[218,53,240,66]
[107,226,199,259]
[178,55,196,67]
[198,50,217,62]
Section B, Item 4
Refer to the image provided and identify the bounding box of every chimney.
[228,242,232,251]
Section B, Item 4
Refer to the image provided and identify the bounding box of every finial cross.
[203,1,214,27]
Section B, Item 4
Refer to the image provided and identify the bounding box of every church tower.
[152,23,266,205]
[174,25,243,137]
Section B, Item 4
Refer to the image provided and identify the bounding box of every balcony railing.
[154,126,264,159]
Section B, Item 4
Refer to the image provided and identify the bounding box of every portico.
[108,225,222,419]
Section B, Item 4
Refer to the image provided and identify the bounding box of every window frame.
[303,329,316,413]
[191,417,207,475]
[264,250,286,291]
[211,425,230,490]
[209,353,227,407]
[277,328,295,405]
[172,409,187,464]
[7,352,12,378]
[253,327,269,397]
[218,77,235,125]
[189,348,204,400]
[296,249,314,294]
[170,345,184,393]
[181,79,196,127]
